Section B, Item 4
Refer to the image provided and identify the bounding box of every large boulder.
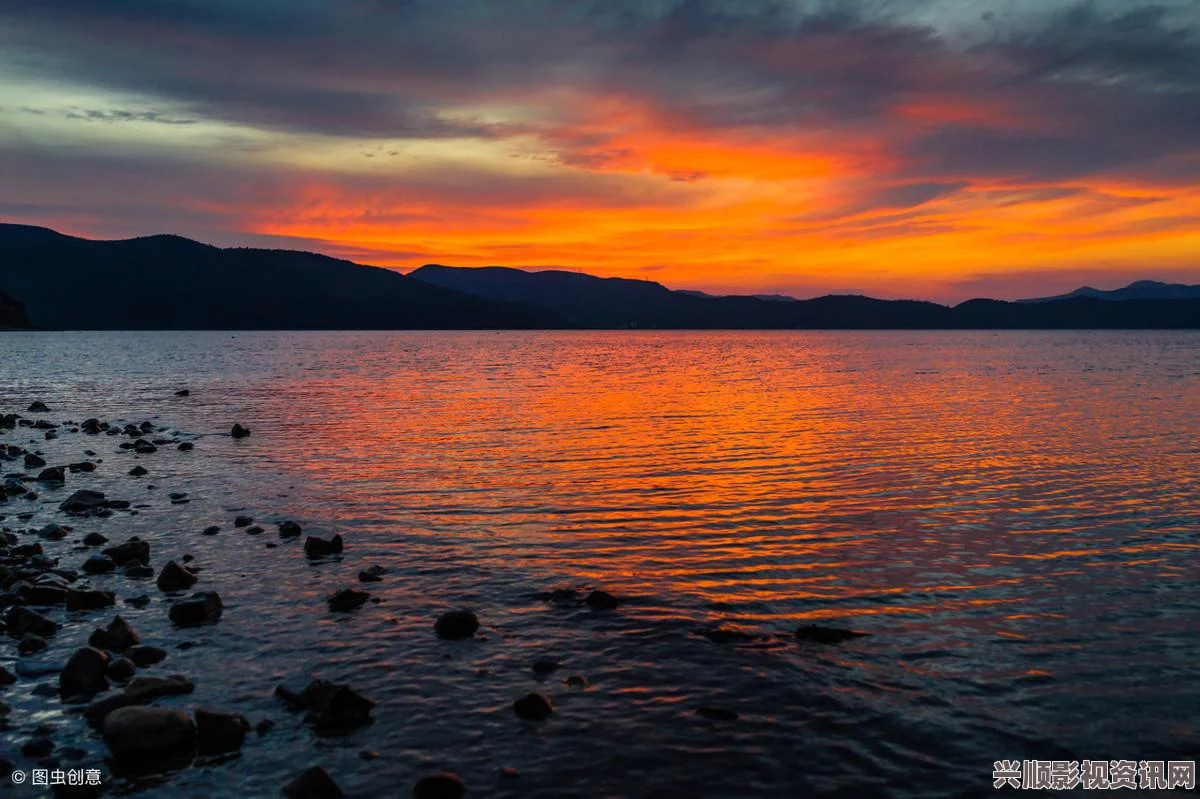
[60,647,111,699]
[101,705,196,762]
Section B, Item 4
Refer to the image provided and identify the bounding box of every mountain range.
[1,224,1198,330]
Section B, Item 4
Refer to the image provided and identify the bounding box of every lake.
[2,330,1198,797]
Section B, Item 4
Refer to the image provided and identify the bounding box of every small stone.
[132,439,157,454]
[127,645,168,667]
[18,634,48,655]
[82,554,117,574]
[24,453,46,468]
[202,525,220,536]
[301,680,376,731]
[169,592,223,627]
[357,569,383,583]
[125,594,152,608]
[304,534,344,558]
[175,389,190,396]
[69,461,96,473]
[234,515,253,528]
[513,692,554,721]
[255,718,275,736]
[82,532,109,546]
[413,772,465,799]
[37,523,69,541]
[5,606,58,637]
[28,401,49,412]
[0,666,15,686]
[794,624,868,644]
[246,525,264,535]
[128,465,148,477]
[102,537,149,565]
[327,588,369,612]
[89,616,140,651]
[36,466,66,483]
[60,647,111,698]
[230,423,251,439]
[102,705,196,762]
[60,489,107,514]
[106,657,136,682]
[21,737,54,758]
[565,674,588,688]
[278,521,302,538]
[195,708,250,754]
[585,590,619,610]
[177,442,194,451]
[124,562,154,578]
[358,749,379,761]
[65,588,116,612]
[532,659,562,675]
[434,610,479,640]
[697,706,739,721]
[282,766,343,799]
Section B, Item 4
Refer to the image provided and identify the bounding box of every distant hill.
[1,224,1198,329]
[0,224,553,329]
[1022,280,1200,302]
[0,288,33,329]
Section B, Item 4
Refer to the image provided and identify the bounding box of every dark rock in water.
[128,465,148,477]
[37,523,70,541]
[234,515,253,528]
[255,718,275,736]
[532,659,562,675]
[125,594,152,608]
[24,453,46,468]
[698,625,760,645]
[103,537,149,566]
[27,401,48,413]
[60,647,111,698]
[5,606,58,637]
[169,492,188,500]
[177,442,194,451]
[230,423,251,439]
[513,692,554,721]
[304,534,344,558]
[81,418,104,434]
[66,589,116,612]
[127,645,167,667]
[697,706,739,721]
[82,532,109,546]
[357,567,385,583]
[434,610,479,640]
[18,634,48,655]
[283,766,343,799]
[102,705,196,762]
[327,588,369,612]
[534,587,582,604]
[245,525,264,535]
[202,525,220,536]
[585,590,620,610]
[0,666,14,686]
[169,592,223,627]
[565,674,588,688]
[195,708,250,754]
[106,657,136,682]
[69,461,96,473]
[60,489,107,515]
[794,624,868,644]
[19,583,67,605]
[301,680,376,731]
[413,772,466,799]
[83,554,117,575]
[107,499,130,509]
[89,616,140,651]
[157,560,198,592]
[11,542,43,558]
[175,389,190,397]
[133,439,157,454]
[85,675,196,723]
[37,466,66,483]
[278,521,302,538]
[124,562,154,579]
[21,737,54,758]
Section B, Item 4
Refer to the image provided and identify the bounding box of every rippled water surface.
[2,331,1199,798]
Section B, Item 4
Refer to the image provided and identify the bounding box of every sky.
[2,0,1199,302]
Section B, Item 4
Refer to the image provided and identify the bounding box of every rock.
[106,657,136,682]
[434,610,479,640]
[24,453,46,468]
[22,737,54,758]
[81,418,104,434]
[233,515,253,528]
[300,680,376,731]
[585,590,619,610]
[65,589,116,612]
[359,749,378,761]
[358,568,384,583]
[175,389,190,397]
[82,554,117,574]
[84,674,195,722]
[282,766,343,799]
[127,645,167,667]
[230,423,251,439]
[82,532,109,546]
[125,594,152,608]
[245,525,264,535]
[794,624,868,644]
[124,562,154,578]
[37,523,70,541]
[89,616,140,651]
[128,465,148,477]
[532,659,562,675]
[195,708,250,754]
[304,534,344,558]
[18,634,48,655]
[327,588,369,612]
[27,401,48,412]
[60,647,111,698]
[169,592,223,627]
[157,560,198,592]
[169,492,187,500]
[133,439,157,454]
[69,461,96,473]
[177,442,194,451]
[413,773,465,799]
[5,606,58,637]
[278,521,302,538]
[102,705,196,762]
[103,537,149,565]
[202,525,220,536]
[513,692,554,721]
[699,625,759,645]
[565,674,588,688]
[255,718,275,736]
[37,466,66,483]
[60,490,107,514]
[697,706,739,721]
[19,583,67,605]
[0,666,14,686]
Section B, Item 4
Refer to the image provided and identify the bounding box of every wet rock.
[11,542,43,558]
[127,645,167,667]
[22,737,54,758]
[37,466,66,483]
[89,616,140,651]
[234,515,253,528]
[82,532,109,546]
[697,706,739,721]
[282,766,343,799]
[434,610,479,640]
[168,591,223,627]
[69,461,96,473]
[413,772,466,799]
[60,490,107,515]
[19,583,66,605]
[85,674,195,722]
[175,389,190,397]
[278,521,302,538]
[245,525,264,535]
[38,523,70,541]
[81,418,104,434]
[18,634,48,655]
[0,665,14,686]
[327,588,368,612]
[82,554,117,575]
[534,587,582,604]
[304,534,344,558]
[195,708,250,754]
[28,401,49,413]
[6,606,58,637]
[125,594,151,608]
[102,705,196,762]
[24,453,46,468]
[103,538,149,566]
[513,692,554,721]
[301,680,376,731]
[157,561,198,592]
[177,442,194,451]
[65,589,116,612]
[794,625,868,644]
[585,590,620,610]
[60,647,111,698]
[255,718,275,736]
[132,439,157,454]
[698,625,760,645]
[357,566,385,583]
[532,659,562,675]
[106,657,136,682]
[202,525,220,536]
[124,562,154,579]
[128,465,148,477]
[107,499,130,509]
[230,423,251,439]
[565,674,588,688]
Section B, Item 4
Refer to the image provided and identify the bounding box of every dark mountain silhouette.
[0,224,553,330]
[1,224,1197,329]
[1022,280,1200,302]
[0,288,33,329]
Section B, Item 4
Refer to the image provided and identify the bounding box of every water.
[1,330,1198,797]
